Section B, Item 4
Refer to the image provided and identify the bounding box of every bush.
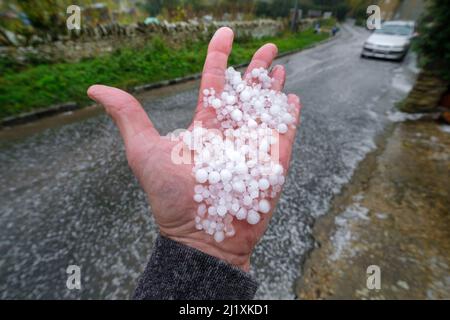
[336,3,349,21]
[318,18,337,28]
[414,0,450,82]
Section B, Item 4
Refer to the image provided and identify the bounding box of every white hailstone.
[202,189,210,198]
[232,76,241,86]
[247,210,260,225]
[269,104,280,115]
[183,131,193,148]
[270,135,278,145]
[197,204,207,216]
[221,92,228,100]
[231,203,240,212]
[240,89,252,102]
[258,199,271,214]
[248,179,259,190]
[277,123,288,134]
[226,148,238,161]
[282,113,294,124]
[208,171,221,184]
[250,168,259,177]
[208,206,217,216]
[243,195,253,206]
[214,231,225,242]
[220,169,232,182]
[260,139,269,153]
[232,181,246,193]
[273,164,283,175]
[211,98,222,109]
[231,109,243,122]
[254,99,264,109]
[235,162,248,175]
[195,168,208,183]
[203,89,210,96]
[250,190,259,199]
[193,194,203,203]
[248,118,257,129]
[226,95,236,105]
[217,205,227,217]
[225,227,236,237]
[258,178,270,191]
[247,159,257,168]
[200,149,211,162]
[236,207,247,220]
[261,113,271,123]
[268,174,279,186]
[251,68,261,78]
[236,83,245,92]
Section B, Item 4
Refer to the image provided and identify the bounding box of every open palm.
[87,27,301,271]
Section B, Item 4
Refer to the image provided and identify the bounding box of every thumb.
[87,85,160,148]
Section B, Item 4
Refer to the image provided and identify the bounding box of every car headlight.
[364,42,375,48]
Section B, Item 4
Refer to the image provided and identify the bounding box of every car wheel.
[396,54,406,62]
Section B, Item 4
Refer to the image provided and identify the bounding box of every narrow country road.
[0,24,414,299]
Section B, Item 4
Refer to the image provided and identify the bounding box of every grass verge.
[0,29,328,119]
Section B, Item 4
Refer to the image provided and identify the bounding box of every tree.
[142,0,164,16]
[414,0,450,82]
[15,0,72,38]
[399,0,450,113]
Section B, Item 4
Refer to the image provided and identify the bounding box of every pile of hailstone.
[182,66,296,243]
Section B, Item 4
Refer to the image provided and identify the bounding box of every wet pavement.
[297,119,450,299]
[0,24,415,299]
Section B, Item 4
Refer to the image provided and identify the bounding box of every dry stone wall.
[0,19,284,64]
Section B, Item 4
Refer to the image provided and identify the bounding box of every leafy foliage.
[414,0,450,82]
[14,0,70,37]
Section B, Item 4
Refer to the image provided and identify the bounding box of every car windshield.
[375,24,412,36]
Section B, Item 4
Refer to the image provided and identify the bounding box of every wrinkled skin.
[87,27,301,272]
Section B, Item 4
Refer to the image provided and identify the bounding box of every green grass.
[0,29,328,119]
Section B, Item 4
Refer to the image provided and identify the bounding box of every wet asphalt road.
[0,24,412,299]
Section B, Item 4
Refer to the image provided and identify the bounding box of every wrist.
[161,232,251,272]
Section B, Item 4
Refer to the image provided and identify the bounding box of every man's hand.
[87,27,301,272]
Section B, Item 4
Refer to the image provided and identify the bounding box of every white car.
[361,21,415,61]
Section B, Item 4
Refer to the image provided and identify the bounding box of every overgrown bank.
[0,29,328,120]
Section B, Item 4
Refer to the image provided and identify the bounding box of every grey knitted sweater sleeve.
[133,235,258,300]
